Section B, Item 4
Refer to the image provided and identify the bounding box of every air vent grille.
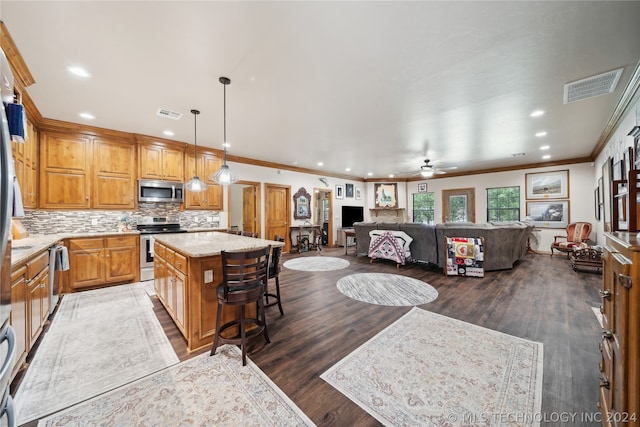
[156,108,183,120]
[564,68,623,104]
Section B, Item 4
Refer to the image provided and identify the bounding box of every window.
[413,192,435,224]
[486,186,520,222]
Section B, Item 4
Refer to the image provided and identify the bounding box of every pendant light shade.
[185,109,205,192]
[210,76,238,185]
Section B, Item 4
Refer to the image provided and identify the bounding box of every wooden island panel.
[153,232,282,352]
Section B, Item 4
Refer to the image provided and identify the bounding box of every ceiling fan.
[415,159,456,177]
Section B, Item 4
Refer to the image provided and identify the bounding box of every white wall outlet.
[91,218,98,225]
[204,270,213,284]
[206,216,213,222]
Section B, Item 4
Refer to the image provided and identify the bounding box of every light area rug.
[592,306,604,328]
[337,273,438,306]
[321,307,544,427]
[283,256,350,271]
[15,283,179,425]
[38,345,315,427]
[141,279,156,296]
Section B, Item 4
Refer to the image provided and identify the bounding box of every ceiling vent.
[156,108,183,120]
[564,68,623,104]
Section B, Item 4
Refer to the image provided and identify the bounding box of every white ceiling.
[2,1,640,179]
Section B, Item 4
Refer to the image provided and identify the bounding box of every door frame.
[228,180,261,237]
[265,183,291,252]
[314,188,333,248]
[442,188,476,223]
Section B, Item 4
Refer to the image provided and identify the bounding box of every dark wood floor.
[156,247,604,426]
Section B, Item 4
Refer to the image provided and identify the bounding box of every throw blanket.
[444,237,484,277]
[368,231,412,265]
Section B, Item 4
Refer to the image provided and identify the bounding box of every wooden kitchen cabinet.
[599,233,640,427]
[10,265,28,379]
[184,152,223,210]
[11,118,38,208]
[67,235,139,290]
[10,250,50,380]
[153,243,187,334]
[40,131,92,209]
[92,138,136,209]
[138,139,184,182]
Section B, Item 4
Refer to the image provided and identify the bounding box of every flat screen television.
[342,206,364,228]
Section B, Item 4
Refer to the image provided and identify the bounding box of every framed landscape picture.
[526,200,569,228]
[525,170,569,200]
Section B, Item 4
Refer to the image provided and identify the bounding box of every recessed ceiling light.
[317,162,324,167]
[345,167,351,172]
[67,66,91,78]
[535,131,547,137]
[163,130,174,136]
[530,110,545,117]
[388,174,394,178]
[222,142,231,148]
[540,145,550,150]
[79,112,95,120]
[542,154,551,160]
[367,172,373,176]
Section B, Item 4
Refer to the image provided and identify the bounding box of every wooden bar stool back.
[265,235,285,315]
[210,245,272,366]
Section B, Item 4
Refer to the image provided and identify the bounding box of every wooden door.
[184,153,206,209]
[265,184,290,251]
[162,148,184,181]
[10,266,28,377]
[69,248,104,288]
[105,246,137,283]
[139,145,163,179]
[243,186,256,234]
[442,188,476,223]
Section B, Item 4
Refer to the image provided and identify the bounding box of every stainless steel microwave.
[138,179,184,203]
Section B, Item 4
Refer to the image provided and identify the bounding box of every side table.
[570,247,603,272]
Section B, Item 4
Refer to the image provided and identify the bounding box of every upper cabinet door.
[39,132,92,209]
[92,139,135,209]
[138,143,184,182]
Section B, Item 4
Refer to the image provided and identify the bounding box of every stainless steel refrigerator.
[0,47,18,427]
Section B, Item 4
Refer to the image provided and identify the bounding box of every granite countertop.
[10,231,140,267]
[154,231,285,258]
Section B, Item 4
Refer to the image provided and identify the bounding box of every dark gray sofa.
[353,221,533,271]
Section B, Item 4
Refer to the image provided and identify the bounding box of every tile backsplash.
[18,203,220,235]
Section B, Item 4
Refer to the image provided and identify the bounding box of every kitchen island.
[152,231,285,352]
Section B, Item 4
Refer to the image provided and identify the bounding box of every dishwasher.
[48,244,68,313]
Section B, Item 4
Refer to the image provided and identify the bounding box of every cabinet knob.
[599,289,612,300]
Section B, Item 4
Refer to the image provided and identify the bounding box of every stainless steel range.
[137,216,187,281]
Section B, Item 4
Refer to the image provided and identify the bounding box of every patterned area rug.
[15,283,179,425]
[142,279,156,296]
[321,307,543,426]
[337,273,438,306]
[283,256,350,271]
[39,346,315,427]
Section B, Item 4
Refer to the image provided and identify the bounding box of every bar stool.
[265,235,285,315]
[210,245,272,366]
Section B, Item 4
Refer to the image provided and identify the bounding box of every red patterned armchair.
[550,222,592,258]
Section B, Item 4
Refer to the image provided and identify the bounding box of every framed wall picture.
[345,183,354,198]
[624,146,634,176]
[335,185,344,199]
[525,170,569,199]
[418,183,427,192]
[374,183,398,208]
[526,200,570,228]
[355,187,362,200]
[613,160,624,181]
[602,157,613,232]
[595,188,601,221]
[293,187,312,220]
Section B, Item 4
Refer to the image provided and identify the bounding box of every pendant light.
[185,109,205,192]
[210,76,238,185]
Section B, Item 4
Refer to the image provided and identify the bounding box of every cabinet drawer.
[154,242,165,259]
[106,235,137,248]
[69,238,103,250]
[165,248,175,265]
[11,265,26,283]
[174,252,187,274]
[26,251,49,279]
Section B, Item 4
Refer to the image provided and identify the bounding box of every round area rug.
[337,273,438,306]
[283,256,350,272]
